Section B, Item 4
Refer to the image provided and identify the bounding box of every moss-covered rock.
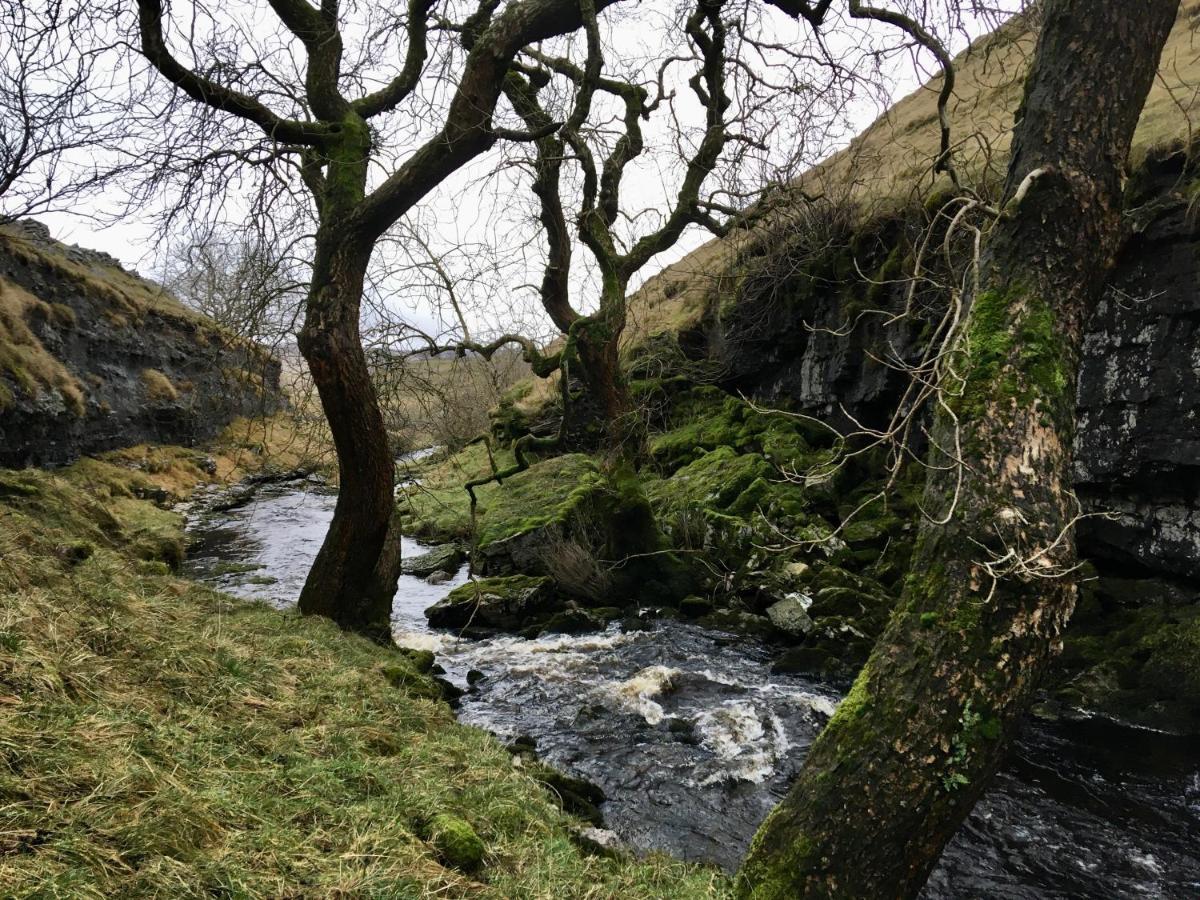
[422,813,486,873]
[1055,575,1200,732]
[426,575,559,631]
[646,385,830,475]
[402,543,465,578]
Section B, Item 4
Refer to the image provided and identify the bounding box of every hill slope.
[628,2,1200,343]
[0,220,283,467]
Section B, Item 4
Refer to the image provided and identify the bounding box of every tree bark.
[296,228,400,640]
[737,2,1179,897]
[577,313,634,451]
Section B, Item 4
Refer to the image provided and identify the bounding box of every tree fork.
[737,1,1180,897]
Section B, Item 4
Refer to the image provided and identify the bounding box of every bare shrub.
[536,529,614,605]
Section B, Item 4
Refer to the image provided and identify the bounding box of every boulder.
[766,593,815,638]
[403,543,464,578]
[425,575,559,631]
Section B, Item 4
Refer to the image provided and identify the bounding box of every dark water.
[183,480,1200,899]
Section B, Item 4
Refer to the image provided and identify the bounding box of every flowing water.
[183,478,1200,899]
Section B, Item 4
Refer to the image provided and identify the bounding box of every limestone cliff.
[0,220,283,466]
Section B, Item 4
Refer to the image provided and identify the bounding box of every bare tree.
[132,0,627,638]
[162,228,305,347]
[737,0,1180,895]
[495,0,905,455]
[0,2,131,221]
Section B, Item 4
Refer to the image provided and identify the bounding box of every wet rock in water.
[532,764,606,826]
[537,609,604,636]
[663,715,699,745]
[766,594,814,637]
[505,733,537,756]
[425,570,452,585]
[425,574,559,631]
[699,609,775,640]
[466,668,486,687]
[679,594,714,618]
[421,813,485,873]
[403,543,465,578]
[772,645,844,678]
[398,648,436,673]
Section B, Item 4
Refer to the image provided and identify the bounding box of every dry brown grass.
[0,277,85,414]
[0,223,207,327]
[140,367,179,403]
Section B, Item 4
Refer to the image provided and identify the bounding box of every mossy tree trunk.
[577,280,636,454]
[737,1,1179,897]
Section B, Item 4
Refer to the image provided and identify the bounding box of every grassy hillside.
[0,432,727,898]
[627,2,1200,345]
[0,222,218,411]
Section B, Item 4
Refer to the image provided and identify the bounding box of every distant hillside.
[0,220,284,466]
[628,1,1200,344]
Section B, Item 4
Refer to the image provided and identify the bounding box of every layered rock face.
[706,165,1200,589]
[0,221,283,467]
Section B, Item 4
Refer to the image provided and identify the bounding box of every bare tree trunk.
[296,230,399,639]
[737,1,1179,897]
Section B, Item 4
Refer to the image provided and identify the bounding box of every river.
[182,478,1200,899]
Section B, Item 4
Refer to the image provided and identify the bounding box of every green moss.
[424,813,487,873]
[955,282,1073,425]
[443,573,550,607]
[1057,580,1200,731]
[398,446,606,549]
[476,455,607,548]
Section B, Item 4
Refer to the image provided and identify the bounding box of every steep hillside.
[0,220,284,467]
[627,1,1200,343]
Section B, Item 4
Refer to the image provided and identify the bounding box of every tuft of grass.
[0,455,730,898]
[140,368,180,403]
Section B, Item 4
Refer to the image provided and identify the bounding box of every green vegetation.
[1057,578,1200,731]
[0,456,730,898]
[400,446,609,549]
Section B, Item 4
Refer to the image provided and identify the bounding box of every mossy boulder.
[426,575,559,631]
[766,595,815,638]
[475,454,607,550]
[422,813,486,873]
[647,385,831,474]
[1055,575,1200,732]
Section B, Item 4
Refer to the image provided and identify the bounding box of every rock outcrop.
[0,220,283,466]
[703,156,1200,594]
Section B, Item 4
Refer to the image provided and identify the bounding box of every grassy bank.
[0,440,729,897]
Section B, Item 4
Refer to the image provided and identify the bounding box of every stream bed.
[183,478,1200,899]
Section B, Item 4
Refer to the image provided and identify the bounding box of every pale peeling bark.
[737,1,1180,897]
